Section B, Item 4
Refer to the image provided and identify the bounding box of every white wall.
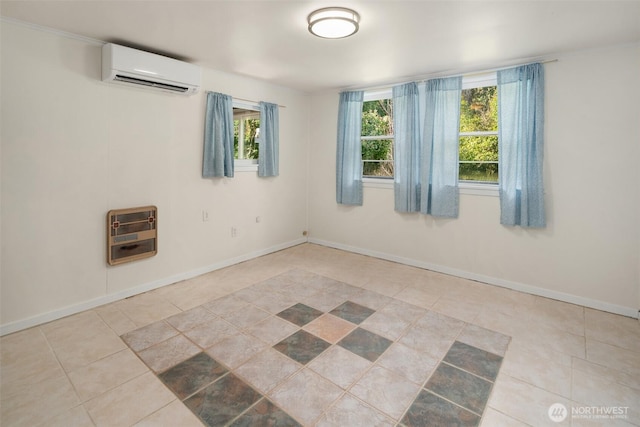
[0,21,309,332]
[308,43,640,317]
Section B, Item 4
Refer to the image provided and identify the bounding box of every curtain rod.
[342,58,558,93]
[232,96,287,109]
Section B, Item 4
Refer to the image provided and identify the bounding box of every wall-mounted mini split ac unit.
[102,43,201,95]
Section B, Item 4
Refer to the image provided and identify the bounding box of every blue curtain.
[421,76,462,217]
[498,63,545,227]
[203,92,234,178]
[393,82,421,212]
[258,101,279,177]
[336,91,364,205]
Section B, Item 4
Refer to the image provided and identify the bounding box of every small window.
[233,103,260,168]
[459,74,498,183]
[362,90,394,178]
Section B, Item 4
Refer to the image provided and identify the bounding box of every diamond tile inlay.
[337,327,392,362]
[329,301,375,324]
[277,303,324,327]
[273,329,331,365]
[119,269,510,427]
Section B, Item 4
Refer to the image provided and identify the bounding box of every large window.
[361,92,394,178]
[459,74,498,183]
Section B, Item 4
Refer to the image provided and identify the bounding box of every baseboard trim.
[0,238,307,336]
[308,238,639,319]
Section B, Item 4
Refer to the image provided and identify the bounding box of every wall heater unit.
[107,206,157,265]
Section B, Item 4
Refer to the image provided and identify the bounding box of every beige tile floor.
[1,243,639,426]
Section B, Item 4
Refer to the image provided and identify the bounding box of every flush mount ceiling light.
[308,7,360,39]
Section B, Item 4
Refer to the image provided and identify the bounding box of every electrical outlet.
[202,210,210,222]
[231,227,238,237]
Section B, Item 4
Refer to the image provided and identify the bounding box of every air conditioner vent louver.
[102,44,201,96]
[114,74,189,93]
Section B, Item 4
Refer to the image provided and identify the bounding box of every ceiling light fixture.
[307,7,360,39]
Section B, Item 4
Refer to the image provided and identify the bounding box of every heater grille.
[107,206,157,265]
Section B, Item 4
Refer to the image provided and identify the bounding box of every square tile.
[222,305,271,329]
[317,394,394,427]
[399,324,457,360]
[457,324,511,357]
[121,321,179,352]
[245,316,299,345]
[166,306,216,332]
[277,303,324,327]
[206,333,267,369]
[203,295,249,316]
[229,398,301,427]
[252,293,300,314]
[182,317,239,349]
[425,363,492,415]
[273,330,331,365]
[337,327,392,362]
[360,310,411,341]
[350,365,421,420]
[329,301,375,324]
[414,310,466,339]
[297,291,346,312]
[159,352,227,399]
[68,349,148,402]
[401,389,480,427]
[85,372,175,427]
[307,345,371,389]
[303,313,356,343]
[235,348,301,394]
[269,368,343,426]
[137,334,201,373]
[444,341,503,382]
[184,373,262,427]
[377,343,438,385]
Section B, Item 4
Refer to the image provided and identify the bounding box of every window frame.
[458,73,499,196]
[361,76,499,197]
[232,100,260,172]
[361,88,394,183]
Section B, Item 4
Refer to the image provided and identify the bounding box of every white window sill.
[235,160,258,172]
[459,182,499,197]
[362,178,499,197]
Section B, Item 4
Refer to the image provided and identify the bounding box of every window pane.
[233,108,260,160]
[460,86,497,132]
[459,135,498,182]
[362,98,393,178]
[362,100,393,136]
[362,138,393,177]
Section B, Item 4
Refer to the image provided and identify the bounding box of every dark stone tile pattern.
[184,373,262,427]
[425,363,493,415]
[337,327,392,362]
[120,268,510,427]
[230,398,302,427]
[159,352,227,399]
[277,303,323,327]
[329,301,375,324]
[273,330,331,365]
[401,389,481,427]
[443,341,503,381]
[402,339,505,427]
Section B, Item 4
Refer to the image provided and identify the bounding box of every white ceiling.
[2,1,639,93]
